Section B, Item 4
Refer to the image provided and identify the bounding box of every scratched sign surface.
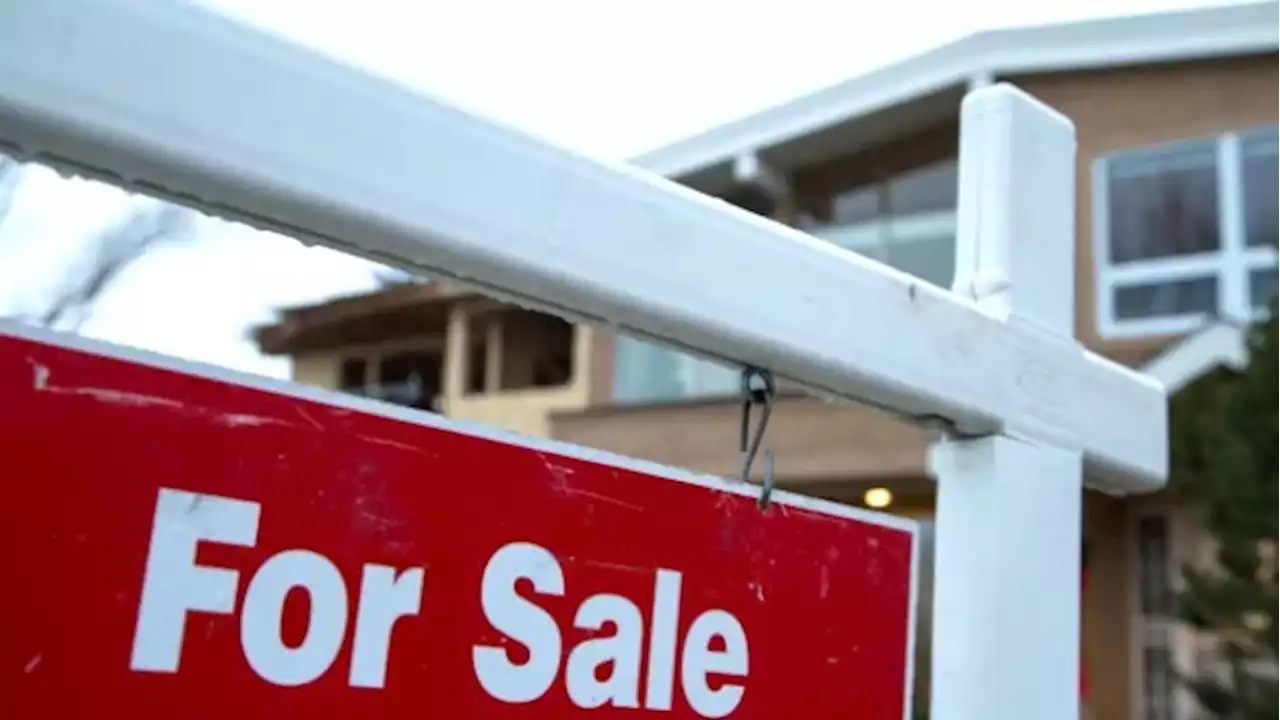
[0,325,918,719]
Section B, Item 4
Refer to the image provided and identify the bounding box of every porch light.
[863,487,893,509]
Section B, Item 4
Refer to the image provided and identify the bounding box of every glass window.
[817,219,887,255]
[611,336,738,404]
[809,159,958,289]
[339,358,367,393]
[612,336,683,403]
[831,184,881,225]
[1250,267,1278,309]
[1115,277,1218,321]
[886,211,957,288]
[1136,515,1178,720]
[1143,637,1174,720]
[1138,515,1172,616]
[377,351,442,411]
[1095,126,1280,337]
[1242,130,1278,249]
[1107,141,1220,263]
[887,160,957,215]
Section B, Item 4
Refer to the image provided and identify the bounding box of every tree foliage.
[1174,301,1278,719]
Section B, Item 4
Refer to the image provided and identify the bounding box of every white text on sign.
[129,488,749,717]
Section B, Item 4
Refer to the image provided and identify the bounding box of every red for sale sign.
[0,324,919,718]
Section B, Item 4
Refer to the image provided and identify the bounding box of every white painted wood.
[1217,133,1249,324]
[931,86,1087,720]
[0,0,1167,494]
[952,85,1076,336]
[1142,321,1248,393]
[928,436,1083,720]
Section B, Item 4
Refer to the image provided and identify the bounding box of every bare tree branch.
[37,201,196,331]
[0,153,198,332]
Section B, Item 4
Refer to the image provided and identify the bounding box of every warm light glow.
[864,487,893,509]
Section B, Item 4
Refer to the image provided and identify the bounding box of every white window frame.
[1093,128,1279,339]
[1128,508,1198,720]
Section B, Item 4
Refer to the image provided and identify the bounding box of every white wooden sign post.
[0,2,1168,719]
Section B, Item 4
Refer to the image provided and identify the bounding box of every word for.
[129,488,424,688]
[130,488,749,717]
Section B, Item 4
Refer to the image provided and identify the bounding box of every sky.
[0,0,1237,378]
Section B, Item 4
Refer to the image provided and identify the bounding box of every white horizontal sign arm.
[0,0,1165,493]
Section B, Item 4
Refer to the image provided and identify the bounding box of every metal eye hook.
[739,367,777,510]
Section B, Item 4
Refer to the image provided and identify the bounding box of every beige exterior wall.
[290,352,338,389]
[441,318,595,438]
[287,304,595,440]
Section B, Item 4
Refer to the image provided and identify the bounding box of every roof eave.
[633,1,1280,182]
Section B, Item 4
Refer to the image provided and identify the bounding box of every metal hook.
[739,367,777,510]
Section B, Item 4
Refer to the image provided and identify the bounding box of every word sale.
[130,487,750,717]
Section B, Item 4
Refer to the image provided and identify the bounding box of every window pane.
[1138,516,1172,616]
[812,160,957,286]
[612,336,686,403]
[1251,266,1278,309]
[887,160,957,215]
[887,210,956,281]
[378,352,442,410]
[677,356,739,398]
[1114,277,1217,320]
[611,338,738,403]
[1143,639,1174,720]
[1108,141,1220,263]
[1243,129,1279,249]
[831,184,880,225]
[813,219,886,254]
[339,358,366,392]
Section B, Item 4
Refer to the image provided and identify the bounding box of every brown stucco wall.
[1082,492,1133,720]
[554,394,929,484]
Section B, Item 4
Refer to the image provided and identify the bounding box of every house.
[252,3,1279,718]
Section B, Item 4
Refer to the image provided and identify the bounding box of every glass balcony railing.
[611,209,957,406]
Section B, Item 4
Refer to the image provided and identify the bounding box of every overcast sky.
[0,0,1234,378]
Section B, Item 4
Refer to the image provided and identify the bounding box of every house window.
[1094,126,1279,338]
[801,159,958,289]
[611,335,738,404]
[1138,515,1173,616]
[337,349,443,412]
[473,310,575,393]
[375,351,443,411]
[1134,513,1195,720]
[339,358,367,393]
[613,159,960,405]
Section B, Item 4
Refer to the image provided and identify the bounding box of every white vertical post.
[931,84,1082,720]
